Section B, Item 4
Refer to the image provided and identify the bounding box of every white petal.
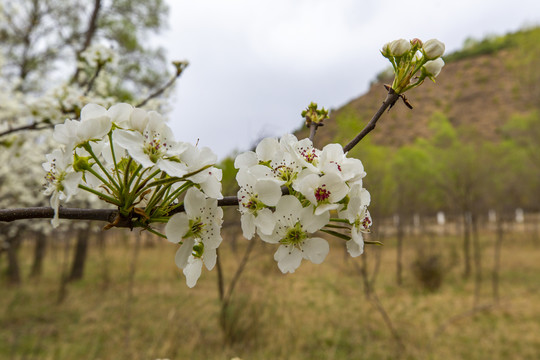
[253,208,276,235]
[314,203,338,216]
[174,238,195,269]
[165,213,190,243]
[107,103,133,126]
[197,171,223,199]
[274,195,303,225]
[77,116,111,142]
[203,225,222,249]
[50,192,60,228]
[113,129,143,150]
[81,103,107,120]
[302,237,329,264]
[129,108,149,133]
[256,137,280,161]
[241,213,256,240]
[183,256,203,288]
[348,229,364,257]
[255,179,282,206]
[234,151,257,169]
[300,206,329,233]
[274,245,302,273]
[157,159,187,177]
[203,248,217,270]
[184,188,207,217]
[63,172,83,198]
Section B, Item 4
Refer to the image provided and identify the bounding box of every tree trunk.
[68,227,90,281]
[396,215,404,286]
[30,232,47,278]
[492,218,504,303]
[462,212,472,279]
[472,213,482,306]
[6,235,21,285]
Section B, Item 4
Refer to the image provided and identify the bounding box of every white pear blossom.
[113,114,187,176]
[259,196,330,273]
[165,188,223,287]
[280,134,320,173]
[53,103,112,149]
[293,171,349,215]
[339,185,372,257]
[236,167,282,239]
[179,144,222,199]
[318,143,366,183]
[42,148,83,227]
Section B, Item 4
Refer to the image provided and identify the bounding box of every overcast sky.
[158,0,540,159]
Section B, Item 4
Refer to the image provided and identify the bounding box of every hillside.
[306,28,540,149]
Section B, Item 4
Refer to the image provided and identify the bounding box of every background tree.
[0,0,178,285]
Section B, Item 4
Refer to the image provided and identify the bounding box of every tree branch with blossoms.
[0,38,446,287]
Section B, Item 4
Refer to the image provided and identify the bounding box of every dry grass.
[1,227,540,359]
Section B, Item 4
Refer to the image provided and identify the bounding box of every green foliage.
[0,0,171,99]
[334,109,365,144]
[349,138,395,218]
[444,33,514,63]
[218,156,239,196]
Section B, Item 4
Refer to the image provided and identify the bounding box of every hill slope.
[307,28,540,149]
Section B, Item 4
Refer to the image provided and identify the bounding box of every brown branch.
[84,61,105,95]
[0,195,240,226]
[71,0,102,83]
[343,88,399,153]
[0,207,117,223]
[0,122,54,138]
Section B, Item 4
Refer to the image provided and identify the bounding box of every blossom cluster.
[381,38,445,94]
[234,134,372,273]
[44,103,223,287]
[43,103,222,225]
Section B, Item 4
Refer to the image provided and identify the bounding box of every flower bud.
[423,58,445,78]
[389,39,411,57]
[423,39,445,60]
[410,38,423,48]
[381,42,392,58]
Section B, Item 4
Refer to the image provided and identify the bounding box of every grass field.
[1,225,540,359]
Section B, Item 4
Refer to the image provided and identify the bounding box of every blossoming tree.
[0,37,446,287]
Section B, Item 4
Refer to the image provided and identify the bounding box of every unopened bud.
[302,102,329,126]
[423,39,445,60]
[423,58,445,78]
[389,39,411,57]
[410,38,423,48]
[381,42,392,58]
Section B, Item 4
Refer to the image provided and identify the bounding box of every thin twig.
[309,122,319,142]
[0,122,54,138]
[433,303,500,338]
[353,259,406,353]
[135,63,187,108]
[216,248,225,302]
[222,239,256,309]
[343,88,399,153]
[70,0,102,83]
[84,62,104,95]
